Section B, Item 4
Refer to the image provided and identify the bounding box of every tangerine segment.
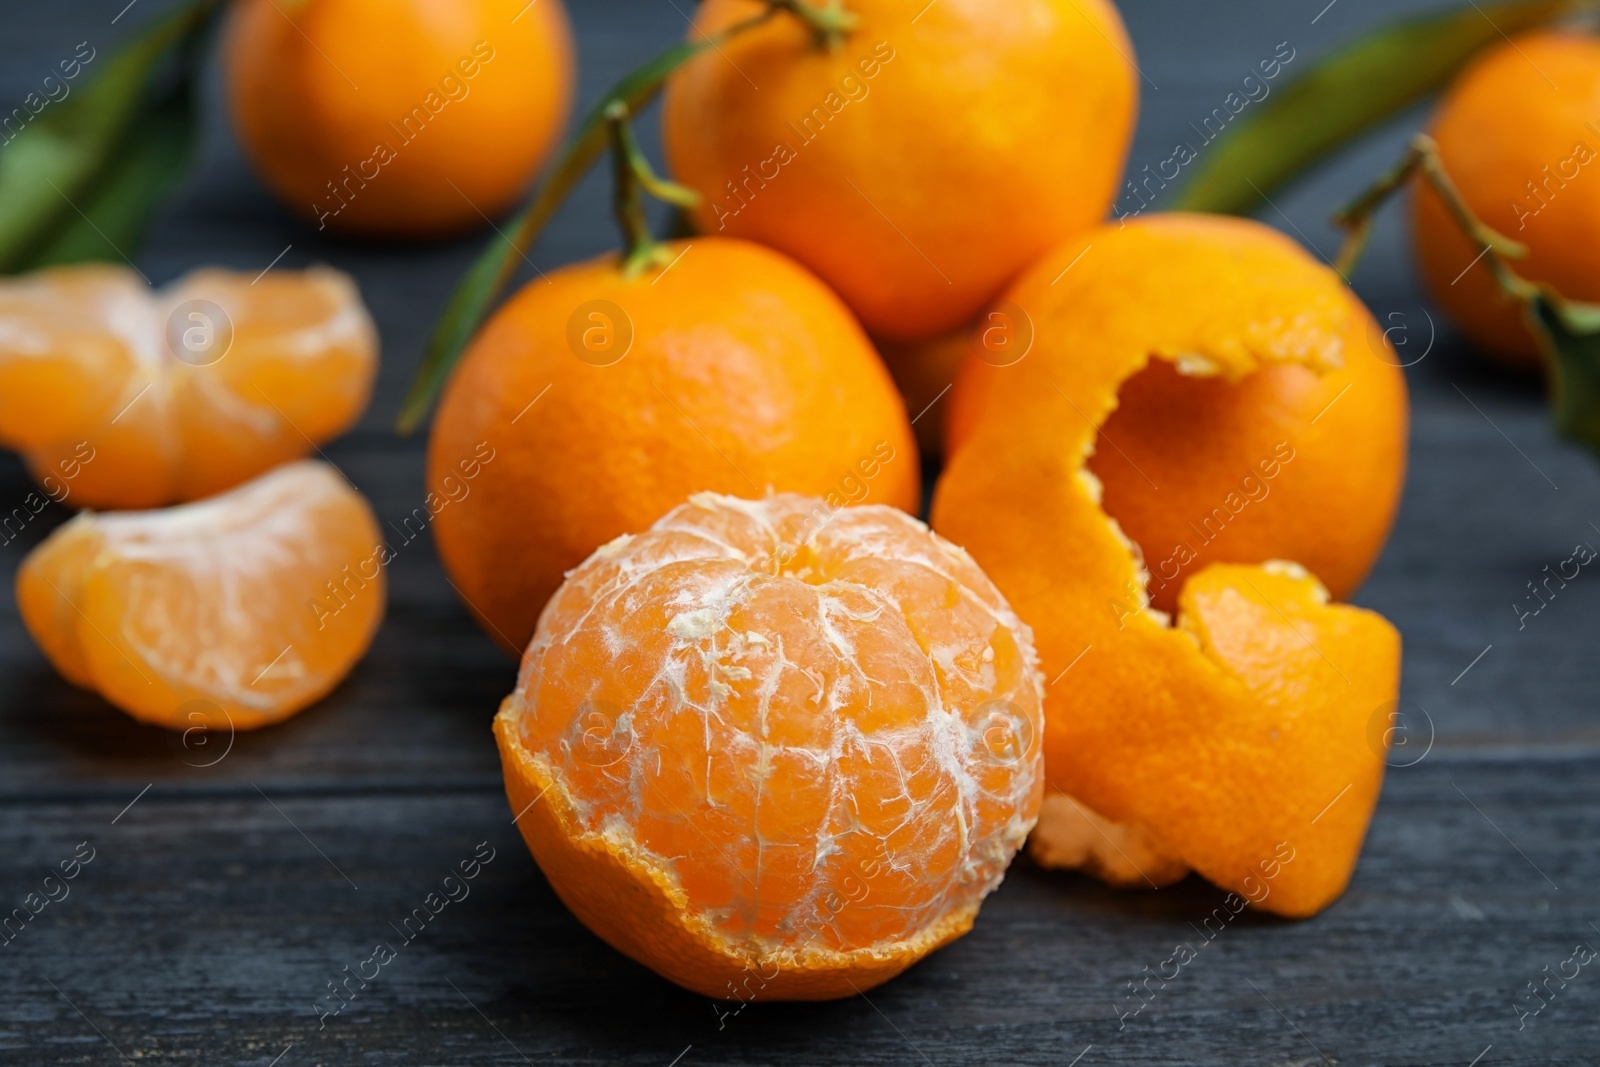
[16,461,385,732]
[0,264,377,509]
[932,213,1403,917]
[495,492,1043,999]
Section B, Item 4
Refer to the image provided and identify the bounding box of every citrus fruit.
[1412,30,1600,370]
[947,218,1408,618]
[662,0,1138,342]
[0,263,377,510]
[427,236,919,656]
[494,491,1043,999]
[932,213,1404,917]
[223,0,574,238]
[16,461,385,733]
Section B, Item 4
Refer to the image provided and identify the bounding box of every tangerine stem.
[606,102,701,278]
[1332,131,1600,465]
[1332,134,1530,298]
[397,0,859,433]
[767,0,858,47]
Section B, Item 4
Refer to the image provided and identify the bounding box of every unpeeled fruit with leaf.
[0,263,377,509]
[428,236,919,656]
[17,461,385,732]
[1411,30,1600,370]
[663,0,1138,342]
[934,213,1404,917]
[224,0,574,238]
[495,492,1043,999]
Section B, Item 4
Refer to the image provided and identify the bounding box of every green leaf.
[1169,0,1584,216]
[396,13,775,435]
[23,63,199,267]
[0,0,218,273]
[1532,295,1600,457]
[1333,133,1600,466]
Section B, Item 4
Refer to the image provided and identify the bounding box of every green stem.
[1331,134,1530,298]
[767,0,858,48]
[606,102,701,278]
[398,0,858,433]
[1334,134,1600,463]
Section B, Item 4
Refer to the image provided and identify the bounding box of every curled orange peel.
[932,213,1402,918]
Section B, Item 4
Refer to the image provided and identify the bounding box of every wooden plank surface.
[4,1,1600,1064]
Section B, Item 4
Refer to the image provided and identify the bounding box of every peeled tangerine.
[934,214,1405,918]
[17,461,384,732]
[0,264,377,509]
[494,493,1043,999]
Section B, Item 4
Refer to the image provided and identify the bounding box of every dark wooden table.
[4,2,1598,1064]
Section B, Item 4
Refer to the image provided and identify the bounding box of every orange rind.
[494,492,1043,998]
[932,213,1404,917]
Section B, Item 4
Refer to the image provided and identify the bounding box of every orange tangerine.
[1412,31,1600,370]
[224,0,575,237]
[495,492,1043,998]
[428,236,918,656]
[933,214,1404,917]
[946,219,1408,618]
[662,0,1138,341]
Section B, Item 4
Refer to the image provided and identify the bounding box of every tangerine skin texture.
[224,0,573,238]
[428,237,920,656]
[946,243,1409,618]
[1413,31,1600,369]
[495,492,1044,999]
[16,461,385,732]
[662,0,1137,342]
[948,224,1409,617]
[1068,317,1405,617]
[933,214,1404,918]
[0,264,377,509]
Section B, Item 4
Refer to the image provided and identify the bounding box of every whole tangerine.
[933,213,1405,917]
[495,492,1043,999]
[427,236,919,655]
[224,0,574,238]
[662,0,1138,342]
[1412,30,1600,369]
